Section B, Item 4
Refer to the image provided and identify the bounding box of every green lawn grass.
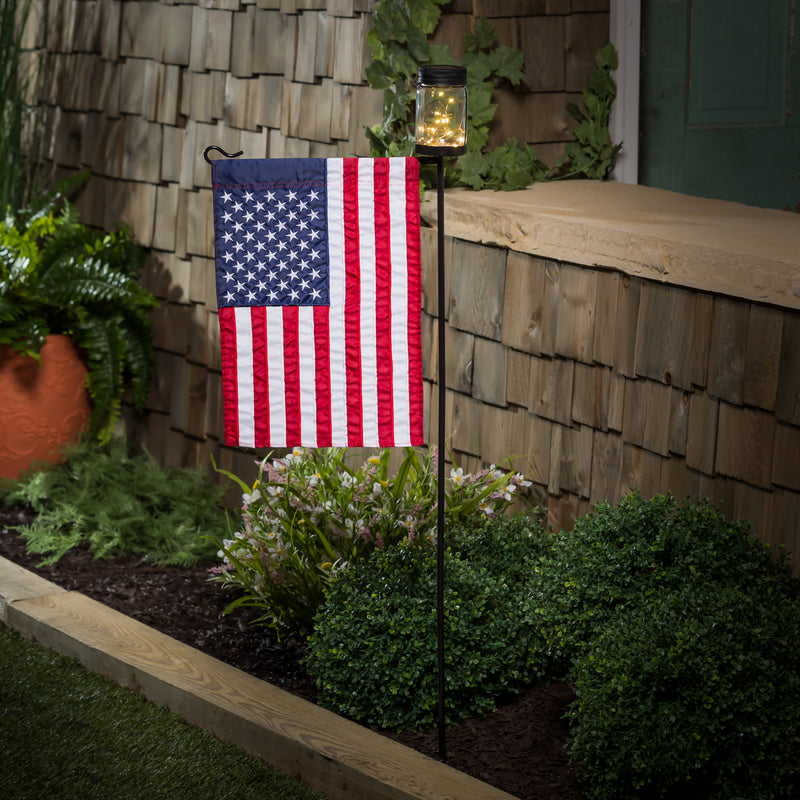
[0,623,330,800]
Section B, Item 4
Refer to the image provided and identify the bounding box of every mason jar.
[415,65,468,156]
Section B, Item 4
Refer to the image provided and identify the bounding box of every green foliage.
[525,491,794,668]
[557,42,622,180]
[212,446,534,637]
[521,491,800,799]
[568,582,800,800]
[1,437,229,566]
[305,516,552,731]
[0,174,157,441]
[365,0,621,190]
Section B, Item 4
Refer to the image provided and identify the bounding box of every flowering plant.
[212,446,532,636]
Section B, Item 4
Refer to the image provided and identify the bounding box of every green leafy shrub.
[305,516,552,731]
[0,174,157,442]
[212,446,533,636]
[568,581,800,800]
[1,437,229,566]
[526,492,794,668]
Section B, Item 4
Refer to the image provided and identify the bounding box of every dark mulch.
[0,503,585,800]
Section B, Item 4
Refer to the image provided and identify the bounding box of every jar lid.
[417,65,467,87]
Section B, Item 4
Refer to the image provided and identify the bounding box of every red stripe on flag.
[342,157,363,446]
[282,306,301,446]
[372,158,395,446]
[218,307,240,446]
[314,305,332,447]
[405,157,424,445]
[250,306,270,447]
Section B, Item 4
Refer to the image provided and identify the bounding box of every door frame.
[609,0,641,184]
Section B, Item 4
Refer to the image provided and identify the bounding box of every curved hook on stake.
[203,145,244,165]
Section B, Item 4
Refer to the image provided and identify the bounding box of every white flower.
[514,472,532,487]
[479,499,495,515]
[242,488,262,505]
[500,484,516,502]
[308,471,322,487]
[450,466,465,485]
[341,472,356,487]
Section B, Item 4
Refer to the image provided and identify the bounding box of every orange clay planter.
[0,335,91,479]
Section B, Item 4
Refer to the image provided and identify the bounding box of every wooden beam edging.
[0,557,518,800]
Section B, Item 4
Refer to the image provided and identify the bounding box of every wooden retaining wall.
[421,182,800,576]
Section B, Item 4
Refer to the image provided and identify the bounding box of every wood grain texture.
[0,557,65,622]
[3,588,517,800]
[685,392,718,475]
[715,403,775,489]
[743,305,782,411]
[708,297,747,405]
[449,240,506,341]
[472,337,506,407]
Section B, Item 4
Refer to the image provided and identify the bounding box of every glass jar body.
[415,82,467,156]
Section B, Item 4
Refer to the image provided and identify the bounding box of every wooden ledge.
[421,181,800,311]
[0,556,517,800]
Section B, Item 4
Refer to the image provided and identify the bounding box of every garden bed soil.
[0,503,585,800]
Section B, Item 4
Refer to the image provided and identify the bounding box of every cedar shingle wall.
[23,0,610,489]
[424,232,800,575]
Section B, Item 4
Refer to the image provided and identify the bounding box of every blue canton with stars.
[212,158,330,309]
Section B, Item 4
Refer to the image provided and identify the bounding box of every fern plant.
[0,173,157,442]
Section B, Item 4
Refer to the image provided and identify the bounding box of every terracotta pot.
[0,334,91,479]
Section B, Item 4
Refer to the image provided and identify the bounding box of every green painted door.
[640,0,800,211]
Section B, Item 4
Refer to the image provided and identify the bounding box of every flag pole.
[414,63,468,764]
[435,153,447,762]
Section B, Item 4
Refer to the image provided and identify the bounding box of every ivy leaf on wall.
[489,47,525,86]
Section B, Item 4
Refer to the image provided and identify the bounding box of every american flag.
[211,156,424,449]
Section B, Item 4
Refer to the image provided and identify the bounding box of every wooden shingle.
[715,402,775,489]
[502,251,558,356]
[450,391,482,456]
[506,349,532,408]
[449,239,506,340]
[444,326,474,394]
[621,444,662,499]
[613,275,640,377]
[771,422,800,492]
[520,413,551,486]
[743,305,782,411]
[590,429,623,505]
[472,337,506,407]
[708,296,747,405]
[775,313,800,426]
[685,392,718,476]
[592,270,619,366]
[529,356,574,426]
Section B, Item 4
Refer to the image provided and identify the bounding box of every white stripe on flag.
[266,307,286,447]
[298,306,317,447]
[357,159,379,445]
[388,157,411,445]
[234,307,255,448]
[326,158,348,444]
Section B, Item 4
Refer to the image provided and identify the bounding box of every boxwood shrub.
[305,515,552,731]
[525,492,795,668]
[568,579,800,800]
